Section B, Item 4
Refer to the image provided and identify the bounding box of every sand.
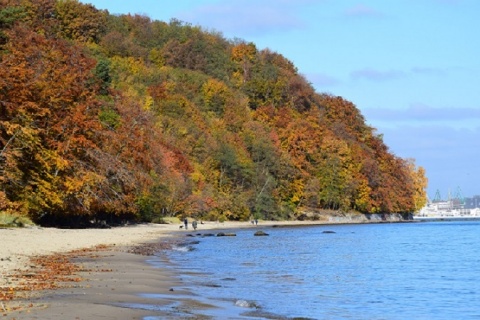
[1,224,168,278]
[0,220,327,319]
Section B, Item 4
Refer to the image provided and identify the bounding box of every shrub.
[0,212,34,227]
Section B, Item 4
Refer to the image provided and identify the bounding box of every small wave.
[235,299,259,309]
[172,245,194,252]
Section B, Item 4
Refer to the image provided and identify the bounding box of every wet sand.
[13,249,183,320]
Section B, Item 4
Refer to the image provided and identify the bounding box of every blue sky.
[82,0,480,199]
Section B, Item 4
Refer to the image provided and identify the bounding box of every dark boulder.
[254,230,269,236]
[202,233,215,237]
[217,232,236,237]
[222,277,236,281]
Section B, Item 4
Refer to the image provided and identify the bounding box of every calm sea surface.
[154,221,480,319]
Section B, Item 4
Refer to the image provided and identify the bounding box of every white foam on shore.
[171,245,191,252]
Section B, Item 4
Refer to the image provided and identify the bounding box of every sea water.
[155,221,480,319]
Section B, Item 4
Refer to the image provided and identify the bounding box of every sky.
[82,0,480,200]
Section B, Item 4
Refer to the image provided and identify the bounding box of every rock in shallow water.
[235,299,259,308]
[216,232,236,237]
[254,230,269,236]
[201,233,215,237]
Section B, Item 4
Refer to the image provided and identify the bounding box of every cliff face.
[0,0,427,226]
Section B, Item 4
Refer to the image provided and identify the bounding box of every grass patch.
[157,216,182,224]
[0,212,34,228]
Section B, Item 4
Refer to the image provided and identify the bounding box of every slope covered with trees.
[0,0,427,226]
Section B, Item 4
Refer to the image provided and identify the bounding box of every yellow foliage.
[201,79,229,113]
[406,159,428,211]
[231,70,244,87]
[354,179,372,212]
[148,48,165,67]
[289,179,304,204]
[143,95,154,111]
[110,56,149,77]
[231,42,257,84]
[231,42,257,63]
[191,163,206,185]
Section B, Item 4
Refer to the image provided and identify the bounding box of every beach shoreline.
[0,220,311,282]
[0,218,408,318]
[0,221,286,318]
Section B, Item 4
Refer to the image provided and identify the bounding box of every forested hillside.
[0,0,427,226]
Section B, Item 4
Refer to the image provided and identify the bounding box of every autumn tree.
[0,4,26,45]
[0,26,103,221]
[231,41,257,85]
[406,159,428,211]
[55,0,107,43]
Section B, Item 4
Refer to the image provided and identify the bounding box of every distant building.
[415,190,480,220]
[463,195,480,209]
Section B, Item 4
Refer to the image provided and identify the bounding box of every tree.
[55,0,107,43]
[406,159,428,211]
[201,78,229,116]
[231,41,257,85]
[0,25,103,221]
[0,4,26,45]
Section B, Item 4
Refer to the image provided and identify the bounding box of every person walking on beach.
[184,218,188,229]
[192,220,198,230]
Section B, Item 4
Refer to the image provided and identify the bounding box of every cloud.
[350,66,448,83]
[411,67,447,76]
[350,68,405,81]
[178,0,309,37]
[305,72,341,88]
[362,104,480,122]
[344,4,383,18]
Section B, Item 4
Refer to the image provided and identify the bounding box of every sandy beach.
[1,220,331,319]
